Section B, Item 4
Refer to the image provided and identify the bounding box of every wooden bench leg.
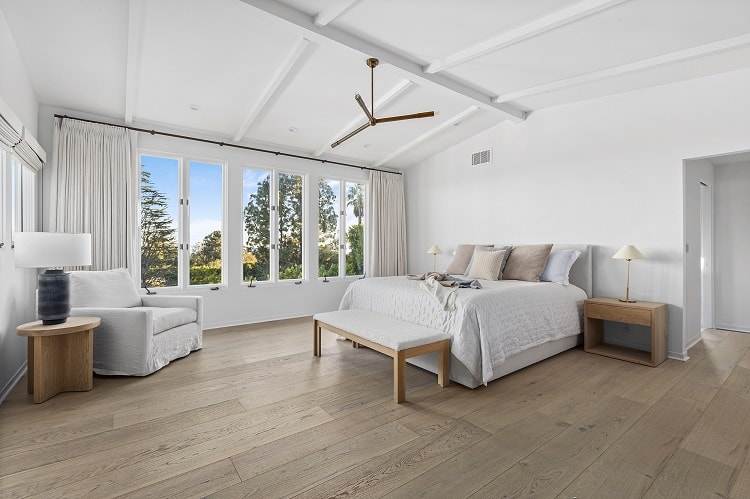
[394,351,406,403]
[313,320,321,357]
[438,340,450,388]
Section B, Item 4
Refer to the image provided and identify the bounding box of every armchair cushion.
[70,268,142,308]
[139,307,198,335]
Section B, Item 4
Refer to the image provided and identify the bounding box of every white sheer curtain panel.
[368,170,407,277]
[50,118,139,283]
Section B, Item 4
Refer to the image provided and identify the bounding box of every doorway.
[699,181,713,330]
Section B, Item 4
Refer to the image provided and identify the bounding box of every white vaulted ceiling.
[1,0,749,168]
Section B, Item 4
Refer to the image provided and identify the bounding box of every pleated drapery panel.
[368,171,407,277]
[51,118,139,282]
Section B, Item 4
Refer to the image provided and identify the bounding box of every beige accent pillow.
[446,244,493,274]
[467,249,506,281]
[502,244,553,282]
[445,244,476,275]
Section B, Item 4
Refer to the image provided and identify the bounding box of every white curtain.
[368,170,407,277]
[50,118,139,282]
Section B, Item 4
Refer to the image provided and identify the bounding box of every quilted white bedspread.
[339,277,586,384]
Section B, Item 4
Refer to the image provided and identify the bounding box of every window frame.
[241,166,307,285]
[139,150,227,290]
[10,154,37,234]
[318,176,368,280]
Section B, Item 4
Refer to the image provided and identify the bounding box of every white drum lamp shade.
[14,232,92,324]
[612,244,645,303]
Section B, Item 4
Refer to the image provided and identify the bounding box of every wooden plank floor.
[1,318,749,498]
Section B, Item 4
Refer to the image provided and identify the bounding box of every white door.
[700,181,713,330]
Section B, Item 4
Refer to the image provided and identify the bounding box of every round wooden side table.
[16,316,101,403]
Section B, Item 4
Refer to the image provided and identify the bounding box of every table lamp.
[13,232,92,325]
[612,244,645,303]
[426,244,443,272]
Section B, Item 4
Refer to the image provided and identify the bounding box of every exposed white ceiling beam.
[233,37,311,142]
[239,0,526,122]
[373,105,479,168]
[124,0,145,123]
[494,33,750,104]
[425,0,629,74]
[314,0,363,27]
[314,79,414,156]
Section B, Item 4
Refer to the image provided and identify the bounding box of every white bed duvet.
[339,277,586,385]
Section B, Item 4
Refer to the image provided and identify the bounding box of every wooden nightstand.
[17,316,101,403]
[584,298,668,367]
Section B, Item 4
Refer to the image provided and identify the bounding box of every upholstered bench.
[313,309,451,403]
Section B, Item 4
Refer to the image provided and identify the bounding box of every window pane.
[278,172,303,280]
[318,178,339,278]
[345,182,365,276]
[20,164,35,231]
[140,155,179,288]
[189,161,223,285]
[243,168,271,282]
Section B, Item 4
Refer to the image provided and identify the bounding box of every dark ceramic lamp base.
[38,269,70,325]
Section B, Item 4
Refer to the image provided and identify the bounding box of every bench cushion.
[314,309,450,351]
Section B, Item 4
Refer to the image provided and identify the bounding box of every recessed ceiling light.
[188,104,200,111]
[363,143,371,148]
[288,126,298,133]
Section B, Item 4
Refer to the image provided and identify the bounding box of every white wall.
[405,68,750,360]
[36,105,368,329]
[683,157,715,349]
[714,163,750,332]
[0,7,39,402]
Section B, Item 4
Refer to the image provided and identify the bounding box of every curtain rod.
[54,114,402,175]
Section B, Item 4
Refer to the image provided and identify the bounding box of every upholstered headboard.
[552,244,592,298]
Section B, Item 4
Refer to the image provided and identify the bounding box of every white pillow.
[540,249,581,285]
[70,268,142,308]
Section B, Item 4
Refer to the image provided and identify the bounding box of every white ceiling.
[2,0,749,169]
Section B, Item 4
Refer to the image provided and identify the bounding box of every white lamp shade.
[13,232,92,268]
[612,244,645,261]
[426,244,443,255]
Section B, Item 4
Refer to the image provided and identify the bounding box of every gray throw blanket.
[406,272,482,289]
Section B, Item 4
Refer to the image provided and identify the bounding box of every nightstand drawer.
[586,303,651,326]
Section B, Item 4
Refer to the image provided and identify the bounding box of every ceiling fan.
[331,58,435,148]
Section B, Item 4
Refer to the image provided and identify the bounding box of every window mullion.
[338,182,346,278]
[179,158,190,289]
[270,171,279,282]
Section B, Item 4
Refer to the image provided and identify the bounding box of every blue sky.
[141,155,222,245]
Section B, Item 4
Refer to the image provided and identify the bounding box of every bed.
[339,244,592,388]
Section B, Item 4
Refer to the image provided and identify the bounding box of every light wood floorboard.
[1,321,749,498]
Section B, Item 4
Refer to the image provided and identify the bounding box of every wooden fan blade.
[331,122,370,148]
[355,94,374,124]
[374,111,435,124]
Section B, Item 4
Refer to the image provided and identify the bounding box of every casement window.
[11,156,36,233]
[139,153,225,289]
[318,178,366,278]
[242,168,305,283]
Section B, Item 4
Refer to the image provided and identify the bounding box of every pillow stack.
[444,243,578,284]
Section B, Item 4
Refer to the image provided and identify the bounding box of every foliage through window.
[319,179,365,278]
[140,154,224,288]
[243,168,304,282]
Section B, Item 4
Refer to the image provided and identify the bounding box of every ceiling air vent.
[471,148,492,166]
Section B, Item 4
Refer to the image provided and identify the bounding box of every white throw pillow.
[540,249,581,285]
[70,268,142,308]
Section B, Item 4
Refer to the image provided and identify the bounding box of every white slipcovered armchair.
[69,268,203,376]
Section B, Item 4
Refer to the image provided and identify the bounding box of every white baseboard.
[0,361,27,405]
[716,323,750,334]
